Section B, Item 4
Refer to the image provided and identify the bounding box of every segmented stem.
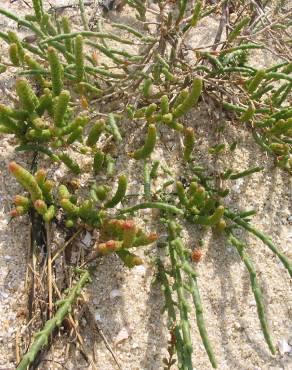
[131,124,156,159]
[143,161,151,200]
[16,270,91,370]
[157,258,191,369]
[79,0,89,31]
[173,234,217,368]
[40,31,134,46]
[228,234,275,354]
[47,47,63,96]
[119,202,184,215]
[225,210,292,277]
[105,175,127,208]
[75,35,85,82]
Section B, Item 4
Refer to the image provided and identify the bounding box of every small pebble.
[133,265,146,275]
[94,312,102,322]
[110,289,122,299]
[278,339,292,355]
[114,327,130,346]
[81,231,92,249]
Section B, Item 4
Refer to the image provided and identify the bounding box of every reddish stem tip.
[8,161,18,173]
[9,209,19,217]
[106,240,118,251]
[122,220,135,230]
[34,199,45,208]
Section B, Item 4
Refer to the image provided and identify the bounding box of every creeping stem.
[174,236,217,368]
[225,210,292,277]
[119,202,184,215]
[157,259,186,367]
[228,234,275,354]
[16,270,91,370]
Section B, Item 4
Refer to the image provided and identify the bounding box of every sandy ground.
[0,1,291,370]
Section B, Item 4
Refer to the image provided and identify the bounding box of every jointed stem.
[172,232,217,368]
[40,31,135,46]
[228,234,275,354]
[119,202,184,215]
[225,210,292,278]
[157,259,186,367]
[189,277,217,368]
[16,270,91,370]
[0,8,45,38]
[79,0,89,31]
[168,236,193,368]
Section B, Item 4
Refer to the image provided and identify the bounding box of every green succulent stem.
[173,235,217,368]
[86,120,105,146]
[108,113,122,143]
[173,78,202,119]
[0,8,45,38]
[48,46,63,96]
[176,181,189,207]
[37,89,53,116]
[194,206,225,226]
[240,102,255,122]
[24,55,46,87]
[62,16,73,53]
[225,210,292,277]
[143,161,151,200]
[75,35,85,82]
[105,175,127,208]
[131,124,156,160]
[9,162,43,202]
[150,160,159,178]
[116,249,143,267]
[58,184,71,200]
[16,270,91,370]
[93,150,105,173]
[40,31,134,46]
[15,79,39,112]
[119,202,184,215]
[246,69,266,93]
[228,17,250,43]
[60,198,80,217]
[168,222,193,369]
[157,259,186,367]
[44,205,56,222]
[229,166,263,180]
[176,0,187,25]
[32,0,43,23]
[79,0,89,30]
[142,78,153,98]
[228,234,275,354]
[183,127,195,161]
[183,0,202,32]
[53,90,70,127]
[9,43,20,66]
[58,153,81,175]
[106,154,115,176]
